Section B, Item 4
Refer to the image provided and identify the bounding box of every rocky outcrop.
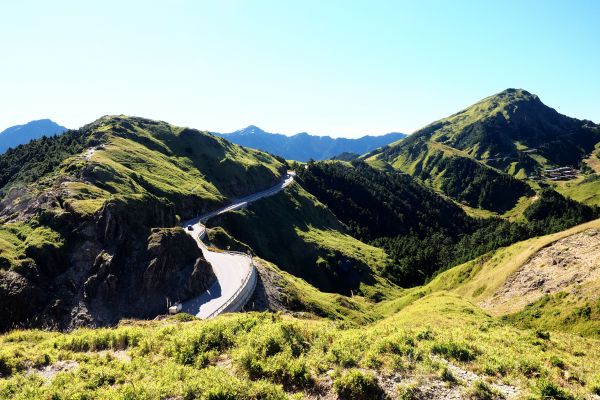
[142,228,216,308]
[0,270,47,330]
[481,228,600,314]
[0,194,215,331]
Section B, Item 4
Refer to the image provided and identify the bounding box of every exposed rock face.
[481,229,600,314]
[0,270,47,328]
[142,228,216,308]
[0,195,215,331]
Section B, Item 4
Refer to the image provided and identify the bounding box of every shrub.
[416,328,435,341]
[535,329,550,340]
[0,354,12,377]
[440,366,456,382]
[466,380,500,400]
[537,379,574,400]
[518,359,542,378]
[397,383,421,400]
[431,341,478,362]
[550,356,566,370]
[333,369,383,400]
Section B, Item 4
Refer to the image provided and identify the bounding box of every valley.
[1,90,600,399]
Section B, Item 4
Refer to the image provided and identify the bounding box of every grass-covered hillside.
[380,218,600,337]
[2,111,600,399]
[290,160,599,287]
[365,89,600,213]
[554,151,600,207]
[208,182,399,299]
[4,217,600,398]
[0,116,286,330]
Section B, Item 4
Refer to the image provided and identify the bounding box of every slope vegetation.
[2,291,599,399]
[0,116,285,330]
[365,89,600,213]
[292,160,598,287]
[383,218,600,338]
[208,183,398,299]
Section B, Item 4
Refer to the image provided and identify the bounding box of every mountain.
[3,219,600,399]
[213,125,406,161]
[3,113,600,399]
[0,119,67,154]
[365,89,600,212]
[0,115,405,331]
[0,116,287,330]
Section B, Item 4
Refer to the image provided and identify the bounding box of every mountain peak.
[487,88,540,105]
[0,119,67,154]
[236,125,265,135]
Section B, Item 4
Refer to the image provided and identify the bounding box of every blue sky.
[1,0,599,137]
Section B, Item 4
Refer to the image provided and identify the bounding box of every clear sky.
[1,0,599,137]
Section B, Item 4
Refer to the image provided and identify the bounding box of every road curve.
[181,172,294,319]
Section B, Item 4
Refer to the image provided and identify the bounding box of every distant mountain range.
[213,125,406,161]
[0,119,67,154]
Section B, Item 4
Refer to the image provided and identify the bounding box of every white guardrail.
[184,173,294,318]
[193,226,258,318]
[204,251,257,318]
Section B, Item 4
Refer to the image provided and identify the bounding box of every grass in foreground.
[1,293,599,399]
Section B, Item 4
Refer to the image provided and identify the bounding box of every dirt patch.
[481,229,600,314]
[27,360,79,380]
[434,357,519,399]
[93,350,131,362]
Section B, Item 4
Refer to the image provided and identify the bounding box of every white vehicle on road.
[168,302,182,314]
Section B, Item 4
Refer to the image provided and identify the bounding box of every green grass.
[3,219,600,397]
[2,116,285,219]
[0,221,63,270]
[254,258,379,324]
[0,116,286,273]
[2,296,600,399]
[63,117,285,216]
[211,183,400,298]
[375,218,600,336]
[555,174,600,206]
[507,292,600,337]
[363,88,599,213]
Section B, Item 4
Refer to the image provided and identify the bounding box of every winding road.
[181,172,294,319]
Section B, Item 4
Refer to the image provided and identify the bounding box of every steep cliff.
[0,115,285,330]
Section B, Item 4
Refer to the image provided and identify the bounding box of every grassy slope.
[0,222,63,270]
[555,175,600,207]
[3,190,600,398]
[2,297,599,399]
[66,116,284,216]
[206,224,391,325]
[378,218,600,337]
[364,89,600,214]
[0,116,285,271]
[209,183,400,300]
[254,259,381,324]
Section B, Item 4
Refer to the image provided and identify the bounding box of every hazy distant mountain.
[213,125,406,161]
[0,119,67,154]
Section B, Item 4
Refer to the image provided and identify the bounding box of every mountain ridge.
[213,125,406,161]
[365,88,600,212]
[0,118,67,154]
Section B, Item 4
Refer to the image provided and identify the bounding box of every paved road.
[181,172,294,318]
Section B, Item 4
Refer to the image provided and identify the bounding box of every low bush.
[537,379,574,400]
[431,341,478,362]
[333,369,383,400]
[466,380,500,400]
